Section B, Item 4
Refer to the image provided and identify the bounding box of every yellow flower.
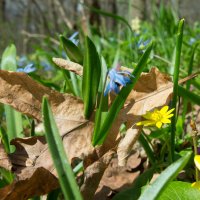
[194,155,200,170]
[191,181,200,189]
[191,156,200,189]
[136,106,174,129]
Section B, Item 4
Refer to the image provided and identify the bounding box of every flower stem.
[191,120,199,181]
[170,19,184,162]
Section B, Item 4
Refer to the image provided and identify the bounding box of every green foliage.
[139,133,156,166]
[1,44,23,152]
[1,2,200,199]
[42,97,82,200]
[138,152,192,200]
[60,35,83,64]
[178,86,200,106]
[92,42,153,146]
[82,36,101,119]
[158,181,200,200]
[170,19,184,162]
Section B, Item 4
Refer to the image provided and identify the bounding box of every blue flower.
[17,63,36,73]
[17,55,27,67]
[137,39,150,50]
[104,67,134,96]
[69,31,79,45]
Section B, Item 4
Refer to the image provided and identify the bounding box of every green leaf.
[1,44,17,71]
[178,86,200,106]
[82,36,101,119]
[158,181,200,200]
[46,188,61,200]
[92,42,153,146]
[42,97,82,200]
[60,35,83,64]
[69,71,81,97]
[139,133,156,166]
[1,44,23,152]
[0,127,10,153]
[138,152,192,200]
[0,168,14,185]
[182,43,199,126]
[170,19,184,162]
[113,168,154,200]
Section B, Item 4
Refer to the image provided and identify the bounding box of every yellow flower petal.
[166,108,175,115]
[156,121,162,128]
[191,181,200,189]
[136,120,155,126]
[143,112,152,120]
[143,121,156,126]
[160,106,169,114]
[165,114,174,118]
[136,106,174,129]
[161,118,171,123]
[194,155,200,170]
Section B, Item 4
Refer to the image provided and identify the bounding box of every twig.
[54,0,73,29]
[21,30,60,46]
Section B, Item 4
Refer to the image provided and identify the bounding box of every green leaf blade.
[60,35,83,64]
[82,36,101,119]
[1,44,23,152]
[170,19,184,161]
[158,181,200,200]
[138,152,192,200]
[92,42,153,146]
[42,97,82,200]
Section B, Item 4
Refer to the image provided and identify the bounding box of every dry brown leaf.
[117,127,142,166]
[0,137,59,200]
[0,67,181,199]
[0,70,65,121]
[101,67,173,156]
[0,167,59,200]
[81,150,115,200]
[94,152,141,200]
[53,57,83,76]
[0,140,12,171]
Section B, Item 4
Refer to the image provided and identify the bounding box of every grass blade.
[0,126,10,153]
[69,71,81,97]
[138,151,192,200]
[92,42,153,146]
[42,97,82,200]
[60,35,83,64]
[178,85,200,106]
[170,19,184,162]
[82,36,101,119]
[139,133,156,166]
[1,44,23,152]
[182,43,199,122]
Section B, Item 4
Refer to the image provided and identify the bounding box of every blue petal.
[108,69,117,80]
[115,74,128,86]
[104,66,134,95]
[123,76,132,84]
[118,70,135,78]
[17,68,24,72]
[24,63,36,73]
[68,31,79,45]
[110,80,119,93]
[113,83,120,94]
[104,82,111,96]
[104,80,120,96]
